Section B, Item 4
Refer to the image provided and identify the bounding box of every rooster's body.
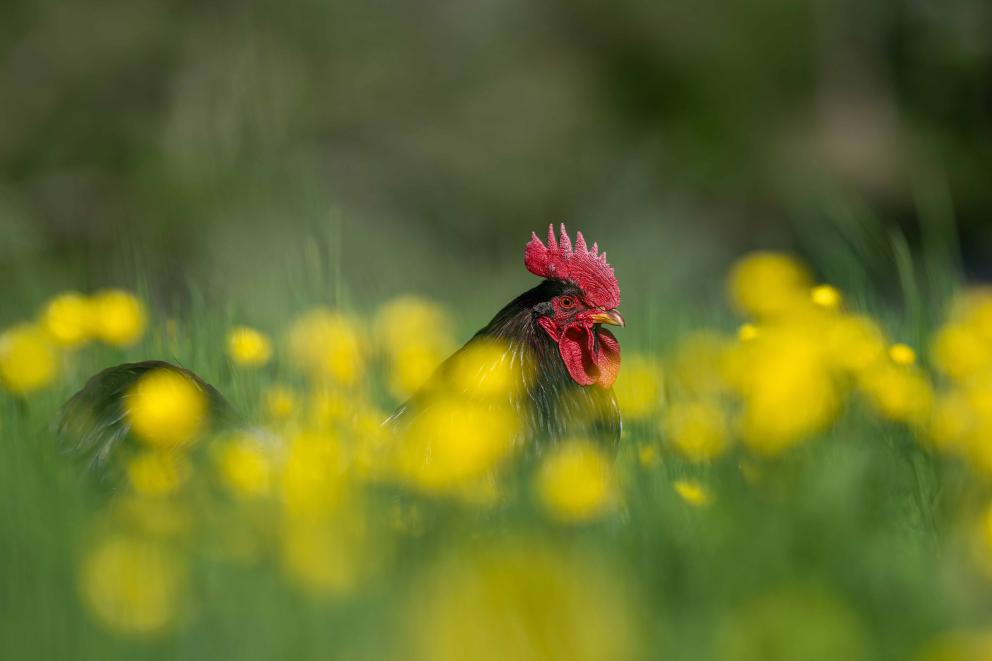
[56,225,625,469]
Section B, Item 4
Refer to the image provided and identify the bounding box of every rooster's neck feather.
[468,281,621,447]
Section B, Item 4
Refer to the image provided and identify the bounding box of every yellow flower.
[888,343,917,366]
[738,323,759,342]
[613,355,664,419]
[931,322,992,382]
[0,324,59,394]
[216,435,272,500]
[91,289,147,347]
[670,331,732,396]
[954,288,992,343]
[927,390,973,454]
[735,327,840,455]
[80,535,186,637]
[448,339,528,399]
[663,399,729,462]
[40,291,93,347]
[637,443,661,469]
[728,252,813,319]
[375,296,456,400]
[388,343,446,400]
[263,385,297,421]
[126,369,208,449]
[281,431,348,515]
[405,541,641,661]
[226,326,272,367]
[126,451,189,496]
[824,314,887,375]
[536,440,616,523]
[859,364,933,426]
[280,510,372,597]
[810,284,843,310]
[106,496,193,541]
[397,396,520,496]
[673,479,712,507]
[288,309,364,386]
[308,389,352,429]
[374,295,454,356]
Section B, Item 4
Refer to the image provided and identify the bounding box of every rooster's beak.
[590,309,625,327]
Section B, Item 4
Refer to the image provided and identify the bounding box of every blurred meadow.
[3,1,992,660]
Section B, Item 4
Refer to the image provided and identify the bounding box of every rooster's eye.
[559,296,576,309]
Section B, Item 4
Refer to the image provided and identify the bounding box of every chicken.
[387,224,624,448]
[55,224,625,473]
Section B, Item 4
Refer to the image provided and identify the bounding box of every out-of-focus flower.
[733,326,840,455]
[933,322,992,384]
[280,509,372,597]
[738,323,759,342]
[388,343,446,401]
[673,479,712,507]
[918,631,992,661]
[663,399,729,462]
[308,389,353,429]
[41,291,93,347]
[810,284,843,310]
[889,343,917,366]
[263,385,297,421]
[375,296,455,400]
[288,308,364,386]
[107,496,193,541]
[448,339,529,400]
[859,363,933,426]
[536,440,616,523]
[717,585,866,661]
[226,326,272,367]
[670,331,732,396]
[405,541,641,661]
[824,314,887,376]
[216,435,272,500]
[953,288,992,343]
[80,535,186,637]
[91,289,147,347]
[396,396,519,496]
[613,354,664,419]
[126,369,208,449]
[927,391,973,454]
[126,451,189,497]
[0,324,59,394]
[638,443,661,469]
[374,295,454,357]
[728,252,813,319]
[281,431,348,515]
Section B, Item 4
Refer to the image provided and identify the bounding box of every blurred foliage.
[1,0,991,316]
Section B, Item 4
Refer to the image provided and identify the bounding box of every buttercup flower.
[126,369,208,449]
[226,326,272,367]
[91,289,147,347]
[536,439,616,523]
[0,324,59,394]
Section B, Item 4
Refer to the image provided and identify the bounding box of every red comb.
[524,224,620,309]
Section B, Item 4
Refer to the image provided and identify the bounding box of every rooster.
[56,224,625,471]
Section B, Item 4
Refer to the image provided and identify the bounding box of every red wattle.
[557,324,621,388]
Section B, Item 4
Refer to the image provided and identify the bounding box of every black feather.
[54,360,234,480]
[387,280,622,450]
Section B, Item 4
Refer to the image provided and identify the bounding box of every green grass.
[0,232,988,661]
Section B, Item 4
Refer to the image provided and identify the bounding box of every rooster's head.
[524,224,624,388]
